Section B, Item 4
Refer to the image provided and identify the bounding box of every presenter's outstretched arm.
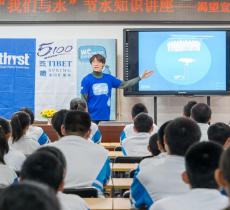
[119,70,154,89]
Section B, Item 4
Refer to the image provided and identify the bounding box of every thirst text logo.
[0,52,30,66]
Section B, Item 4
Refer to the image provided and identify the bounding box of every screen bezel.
[123,28,230,96]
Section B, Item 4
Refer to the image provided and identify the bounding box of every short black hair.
[21,151,64,191]
[183,101,197,117]
[191,103,211,123]
[219,146,230,185]
[165,117,201,156]
[0,118,10,164]
[89,54,106,64]
[134,113,153,133]
[36,146,66,170]
[51,109,69,137]
[208,122,230,146]
[70,98,87,111]
[185,141,223,189]
[0,118,11,135]
[148,133,161,156]
[157,120,172,152]
[11,111,31,142]
[0,181,60,210]
[131,103,148,118]
[20,107,34,124]
[64,110,91,136]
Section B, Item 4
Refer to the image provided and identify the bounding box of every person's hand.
[140,70,154,80]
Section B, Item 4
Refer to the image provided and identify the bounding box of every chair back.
[63,187,98,198]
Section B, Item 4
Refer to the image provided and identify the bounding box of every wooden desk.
[99,124,125,143]
[101,142,120,149]
[112,163,138,172]
[105,178,133,190]
[35,123,126,143]
[113,198,132,210]
[84,198,112,210]
[84,198,131,210]
[108,151,123,159]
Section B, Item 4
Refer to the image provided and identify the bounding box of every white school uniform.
[10,135,40,155]
[197,123,209,141]
[89,122,102,144]
[131,155,189,209]
[0,164,17,188]
[121,132,152,156]
[57,192,89,210]
[120,123,158,142]
[27,125,50,145]
[4,148,26,171]
[151,188,228,210]
[50,135,110,193]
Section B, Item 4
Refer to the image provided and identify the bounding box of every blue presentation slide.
[138,31,226,91]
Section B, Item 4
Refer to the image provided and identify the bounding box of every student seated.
[49,111,110,193]
[151,141,228,210]
[191,103,211,141]
[215,145,230,210]
[20,148,89,210]
[70,98,102,144]
[0,181,61,210]
[208,122,230,148]
[51,109,69,139]
[120,103,158,142]
[20,108,50,145]
[131,117,201,209]
[0,120,18,188]
[121,113,153,156]
[183,101,197,118]
[148,133,161,157]
[156,120,173,154]
[0,118,25,171]
[10,112,40,155]
[139,122,171,168]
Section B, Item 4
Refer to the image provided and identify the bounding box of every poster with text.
[35,40,76,120]
[0,38,36,119]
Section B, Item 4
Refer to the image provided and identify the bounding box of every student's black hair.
[36,146,66,170]
[134,113,153,133]
[51,109,69,137]
[185,141,223,189]
[148,133,161,156]
[131,103,148,118]
[11,111,31,143]
[165,117,201,156]
[20,151,64,191]
[0,181,60,210]
[157,120,172,152]
[0,118,11,164]
[208,122,230,146]
[183,101,197,117]
[191,103,211,123]
[89,54,106,64]
[64,110,91,136]
[70,98,87,111]
[20,107,34,124]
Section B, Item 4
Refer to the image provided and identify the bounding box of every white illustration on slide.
[174,57,196,81]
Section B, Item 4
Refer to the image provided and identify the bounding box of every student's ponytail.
[11,112,31,143]
[0,125,9,164]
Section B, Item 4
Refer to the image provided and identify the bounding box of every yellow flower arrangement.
[40,108,57,119]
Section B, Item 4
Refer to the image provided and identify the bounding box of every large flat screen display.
[124,29,230,95]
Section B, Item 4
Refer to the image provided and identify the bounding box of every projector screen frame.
[123,28,230,96]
